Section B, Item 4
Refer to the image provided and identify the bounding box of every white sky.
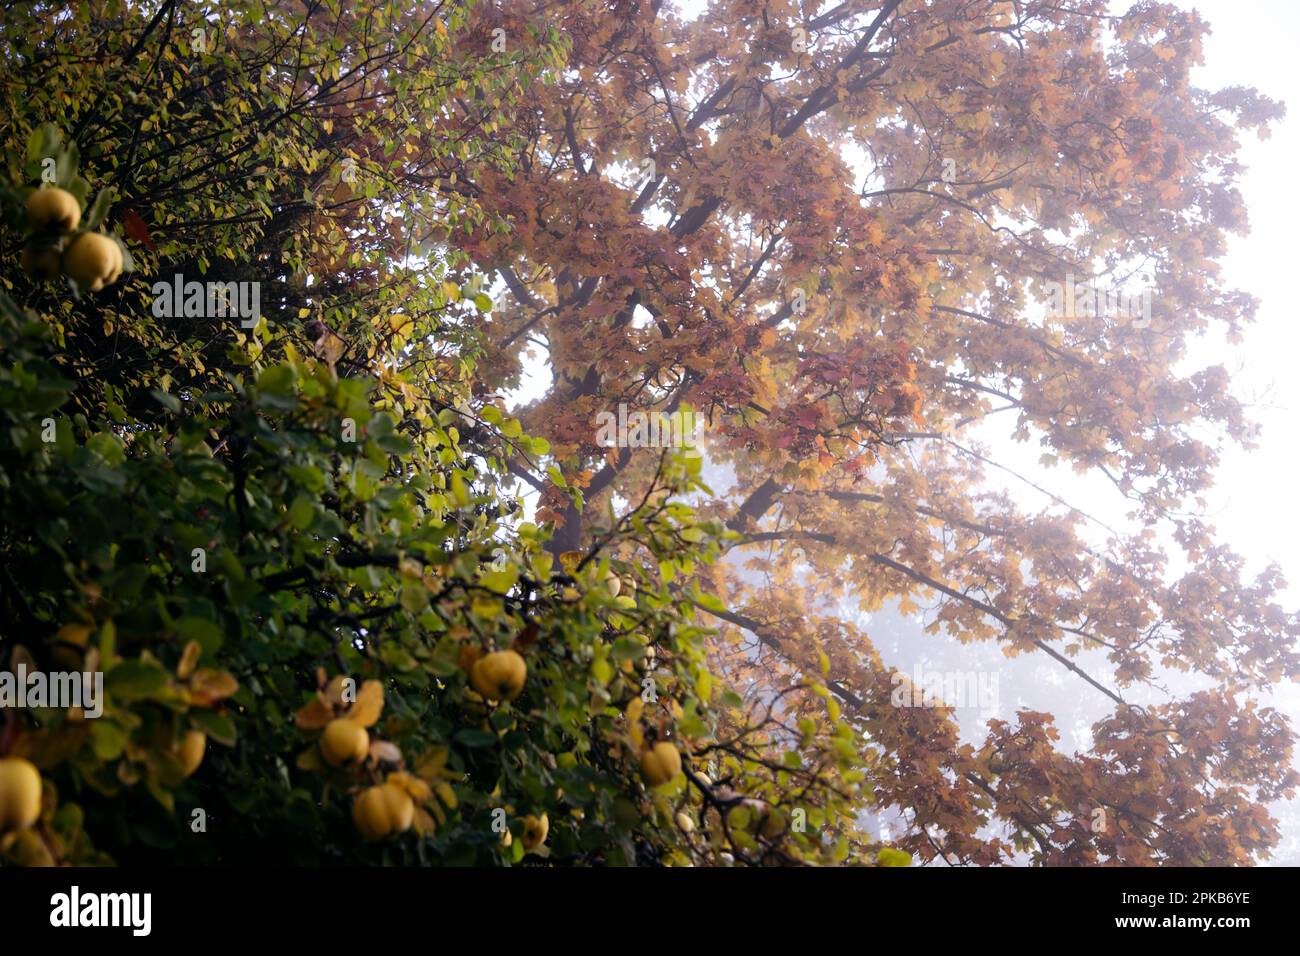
[1178,0,1300,591]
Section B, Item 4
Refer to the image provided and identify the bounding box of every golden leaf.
[296,747,323,771]
[350,679,385,726]
[176,640,202,680]
[388,771,431,802]
[414,746,450,779]
[188,669,239,707]
[295,695,333,729]
[55,623,93,648]
[413,806,437,836]
[435,781,458,810]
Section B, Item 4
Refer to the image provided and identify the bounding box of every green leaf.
[257,363,297,396]
[693,590,727,613]
[189,709,238,747]
[695,668,713,701]
[454,728,497,748]
[56,142,80,188]
[90,720,128,761]
[287,494,314,530]
[177,617,223,656]
[611,636,645,662]
[83,187,114,231]
[151,389,182,414]
[105,660,169,702]
[25,125,46,164]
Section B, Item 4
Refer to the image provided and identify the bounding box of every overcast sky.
[1180,0,1299,592]
[1166,0,1300,864]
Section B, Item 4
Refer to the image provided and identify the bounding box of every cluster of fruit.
[498,809,549,852]
[21,186,126,292]
[457,648,554,854]
[353,772,436,841]
[297,675,462,845]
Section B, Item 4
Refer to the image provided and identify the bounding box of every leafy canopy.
[445,0,1298,865]
[1,0,1296,868]
[0,0,872,867]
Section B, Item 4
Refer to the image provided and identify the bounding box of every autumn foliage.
[443,0,1299,865]
[0,0,1295,867]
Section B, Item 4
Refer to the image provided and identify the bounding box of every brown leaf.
[122,207,156,252]
[188,669,239,707]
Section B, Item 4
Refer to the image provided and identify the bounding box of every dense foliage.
[0,0,1295,868]
[440,0,1299,865]
[0,0,869,866]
